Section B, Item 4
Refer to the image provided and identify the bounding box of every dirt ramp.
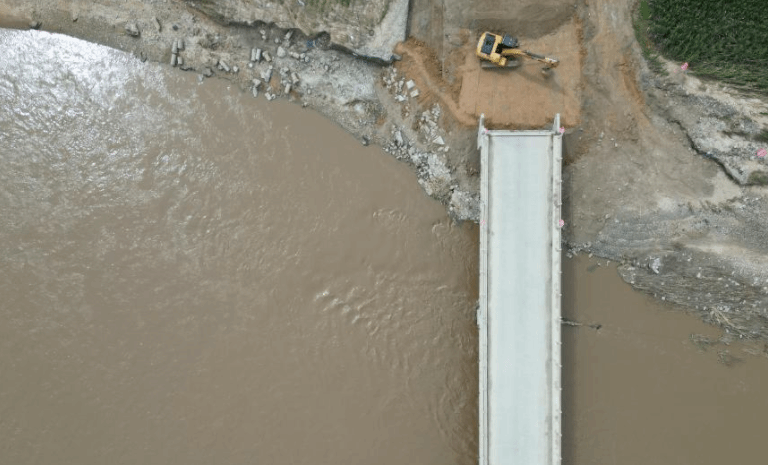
[395,18,581,130]
[458,21,582,128]
[469,1,577,39]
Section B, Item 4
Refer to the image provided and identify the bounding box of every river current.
[3,28,768,465]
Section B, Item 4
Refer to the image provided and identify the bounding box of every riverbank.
[2,0,768,339]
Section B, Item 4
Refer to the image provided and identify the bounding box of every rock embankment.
[182,0,408,61]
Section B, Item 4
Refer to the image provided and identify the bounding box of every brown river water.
[1,29,767,465]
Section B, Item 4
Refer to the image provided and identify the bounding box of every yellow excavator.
[476,32,559,73]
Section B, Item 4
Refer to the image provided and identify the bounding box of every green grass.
[748,171,768,186]
[755,129,768,143]
[632,0,667,75]
[644,0,768,91]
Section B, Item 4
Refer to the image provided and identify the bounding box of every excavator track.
[480,59,520,69]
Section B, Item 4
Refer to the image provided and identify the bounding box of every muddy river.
[563,256,768,464]
[1,29,767,465]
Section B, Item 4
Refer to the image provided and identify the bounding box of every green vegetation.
[755,129,768,143]
[632,0,667,75]
[644,0,768,91]
[748,171,768,186]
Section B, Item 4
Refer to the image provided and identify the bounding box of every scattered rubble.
[261,67,273,83]
[124,22,140,37]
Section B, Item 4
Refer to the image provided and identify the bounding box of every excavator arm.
[500,48,560,69]
[476,32,559,71]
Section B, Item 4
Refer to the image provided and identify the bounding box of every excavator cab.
[477,32,519,67]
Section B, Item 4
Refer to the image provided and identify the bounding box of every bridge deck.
[477,115,562,465]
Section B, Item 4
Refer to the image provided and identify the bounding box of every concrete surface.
[477,115,562,465]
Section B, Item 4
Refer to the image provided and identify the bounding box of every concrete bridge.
[477,115,563,465]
